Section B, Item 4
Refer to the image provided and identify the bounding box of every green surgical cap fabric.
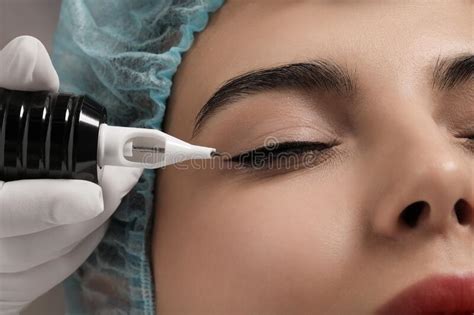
[52,0,224,313]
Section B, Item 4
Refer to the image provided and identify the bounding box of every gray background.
[0,0,62,52]
[1,0,66,314]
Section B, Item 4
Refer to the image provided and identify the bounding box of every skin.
[152,1,474,314]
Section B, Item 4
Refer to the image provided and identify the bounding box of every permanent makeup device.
[0,88,218,183]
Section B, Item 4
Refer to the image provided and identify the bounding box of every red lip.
[376,273,474,315]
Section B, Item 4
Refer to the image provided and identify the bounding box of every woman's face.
[152,1,473,314]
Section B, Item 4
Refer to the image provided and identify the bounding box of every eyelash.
[228,140,339,170]
[460,133,474,151]
[223,131,474,172]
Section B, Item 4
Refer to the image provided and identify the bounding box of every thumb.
[0,179,104,238]
[98,166,144,214]
[0,36,59,92]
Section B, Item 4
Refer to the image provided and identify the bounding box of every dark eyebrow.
[192,60,355,137]
[433,53,474,90]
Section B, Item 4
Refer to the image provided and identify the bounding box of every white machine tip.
[98,124,218,169]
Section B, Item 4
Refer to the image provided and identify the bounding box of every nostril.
[454,199,472,225]
[399,201,429,228]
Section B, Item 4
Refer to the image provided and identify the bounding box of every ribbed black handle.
[0,88,107,183]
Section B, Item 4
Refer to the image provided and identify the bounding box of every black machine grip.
[0,88,107,183]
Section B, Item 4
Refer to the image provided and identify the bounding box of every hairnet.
[52,0,224,313]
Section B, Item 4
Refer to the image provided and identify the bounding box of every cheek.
[154,168,361,312]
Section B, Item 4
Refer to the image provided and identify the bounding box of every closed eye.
[227,140,339,169]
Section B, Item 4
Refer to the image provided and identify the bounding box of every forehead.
[165,1,472,138]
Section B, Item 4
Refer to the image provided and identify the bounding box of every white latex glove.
[0,36,143,315]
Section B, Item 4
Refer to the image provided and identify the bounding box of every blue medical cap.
[52,0,224,313]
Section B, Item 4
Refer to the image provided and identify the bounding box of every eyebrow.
[192,60,356,137]
[433,53,474,90]
[192,53,474,137]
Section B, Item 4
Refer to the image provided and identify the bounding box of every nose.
[367,135,473,239]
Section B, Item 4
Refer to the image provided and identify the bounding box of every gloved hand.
[0,36,143,315]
